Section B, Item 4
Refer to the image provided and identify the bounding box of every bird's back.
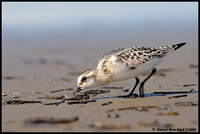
[97,42,186,72]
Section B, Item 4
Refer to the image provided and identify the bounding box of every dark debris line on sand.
[24,116,79,126]
[175,101,198,106]
[3,100,42,105]
[67,100,97,105]
[50,88,74,93]
[153,89,194,94]
[101,86,123,89]
[37,96,65,100]
[182,84,197,87]
[168,94,187,99]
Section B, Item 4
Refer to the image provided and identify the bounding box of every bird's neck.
[95,69,112,86]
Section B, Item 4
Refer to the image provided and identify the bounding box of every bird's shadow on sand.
[92,90,198,101]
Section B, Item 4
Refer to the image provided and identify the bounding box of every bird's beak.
[75,87,82,93]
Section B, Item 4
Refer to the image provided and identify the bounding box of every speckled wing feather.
[99,47,126,62]
[98,43,186,69]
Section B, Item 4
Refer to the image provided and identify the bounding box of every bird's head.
[75,69,99,93]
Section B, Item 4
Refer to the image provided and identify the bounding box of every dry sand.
[2,43,198,132]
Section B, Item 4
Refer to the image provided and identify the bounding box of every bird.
[75,42,186,98]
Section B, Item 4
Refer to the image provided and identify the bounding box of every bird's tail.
[159,42,186,56]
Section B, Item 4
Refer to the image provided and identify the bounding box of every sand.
[2,42,198,132]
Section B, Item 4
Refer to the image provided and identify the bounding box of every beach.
[2,41,198,132]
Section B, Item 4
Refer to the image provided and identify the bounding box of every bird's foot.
[118,93,138,98]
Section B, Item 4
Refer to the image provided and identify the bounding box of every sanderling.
[75,42,186,98]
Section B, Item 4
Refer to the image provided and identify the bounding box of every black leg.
[118,77,140,98]
[139,68,156,97]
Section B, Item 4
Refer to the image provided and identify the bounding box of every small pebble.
[102,101,113,106]
[108,113,119,118]
[106,109,115,113]
[191,120,198,125]
[136,106,148,112]
[38,58,48,64]
[123,89,129,92]
[157,104,172,110]
[2,93,7,96]
[189,64,198,68]
[12,92,20,95]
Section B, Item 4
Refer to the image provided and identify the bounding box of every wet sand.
[2,42,198,132]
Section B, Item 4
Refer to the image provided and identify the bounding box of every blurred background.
[2,2,198,65]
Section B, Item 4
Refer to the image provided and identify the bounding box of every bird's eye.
[82,77,87,82]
